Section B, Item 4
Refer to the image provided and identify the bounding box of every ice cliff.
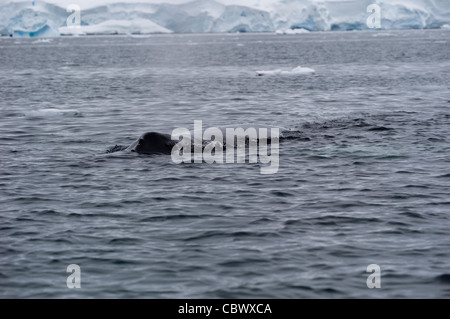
[0,0,449,37]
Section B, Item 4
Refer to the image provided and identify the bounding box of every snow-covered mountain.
[0,0,449,37]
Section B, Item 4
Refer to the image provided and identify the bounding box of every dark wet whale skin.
[126,132,176,155]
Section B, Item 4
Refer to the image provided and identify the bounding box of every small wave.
[108,237,142,244]
[140,214,211,222]
[26,108,82,118]
[305,215,381,226]
[106,145,127,153]
[367,126,394,131]
[279,130,311,141]
[1,111,26,118]
[256,66,315,76]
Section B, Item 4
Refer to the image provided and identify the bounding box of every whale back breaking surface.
[124,126,304,156]
[126,132,176,155]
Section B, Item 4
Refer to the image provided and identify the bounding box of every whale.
[124,125,301,156]
[126,132,176,155]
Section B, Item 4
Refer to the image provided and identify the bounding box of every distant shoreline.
[1,28,449,39]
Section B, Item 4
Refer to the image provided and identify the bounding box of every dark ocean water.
[0,30,449,298]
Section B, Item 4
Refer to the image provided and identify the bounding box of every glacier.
[0,0,449,37]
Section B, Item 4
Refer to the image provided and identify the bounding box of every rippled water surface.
[0,30,449,298]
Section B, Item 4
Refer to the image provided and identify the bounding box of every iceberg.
[0,0,449,37]
[0,1,66,37]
